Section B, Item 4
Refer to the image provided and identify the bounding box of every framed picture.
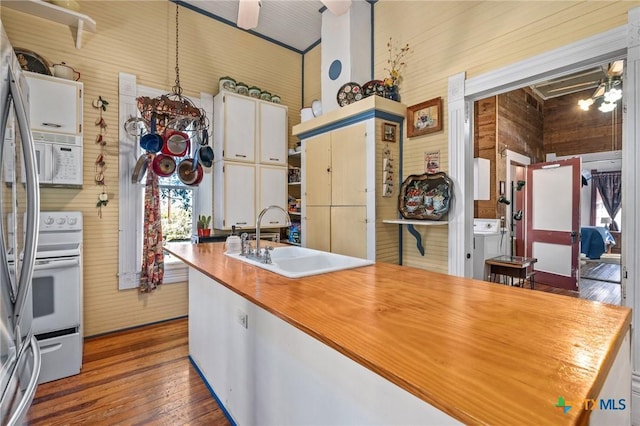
[382,122,397,143]
[407,97,443,137]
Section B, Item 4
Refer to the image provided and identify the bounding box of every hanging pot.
[178,158,203,186]
[140,113,163,153]
[131,154,149,183]
[198,145,214,168]
[162,129,190,157]
[152,153,176,177]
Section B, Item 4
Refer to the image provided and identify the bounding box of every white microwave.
[31,131,83,187]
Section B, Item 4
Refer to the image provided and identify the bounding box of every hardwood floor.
[26,318,231,426]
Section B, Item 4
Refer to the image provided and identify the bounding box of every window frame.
[118,73,213,289]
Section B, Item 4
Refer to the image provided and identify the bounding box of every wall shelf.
[383,219,448,256]
[3,0,96,49]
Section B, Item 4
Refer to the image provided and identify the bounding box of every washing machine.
[473,219,508,280]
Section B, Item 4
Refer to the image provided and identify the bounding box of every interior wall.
[373,0,638,272]
[543,88,623,157]
[1,1,302,336]
[303,44,322,117]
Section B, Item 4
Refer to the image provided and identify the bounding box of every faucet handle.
[263,245,274,264]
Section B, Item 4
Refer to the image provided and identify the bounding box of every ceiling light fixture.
[237,0,261,30]
[578,77,622,112]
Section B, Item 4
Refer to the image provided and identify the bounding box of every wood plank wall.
[373,0,638,272]
[1,1,302,336]
[543,88,623,157]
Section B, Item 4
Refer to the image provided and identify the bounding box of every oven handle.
[33,258,79,270]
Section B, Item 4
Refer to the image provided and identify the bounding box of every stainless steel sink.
[225,246,374,278]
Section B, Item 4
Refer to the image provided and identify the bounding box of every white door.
[526,158,581,290]
[258,165,287,227]
[223,94,255,162]
[259,103,287,166]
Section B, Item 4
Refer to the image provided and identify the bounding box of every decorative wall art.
[93,96,109,218]
[398,172,452,220]
[424,151,440,174]
[407,97,443,137]
[382,145,394,197]
[382,122,398,143]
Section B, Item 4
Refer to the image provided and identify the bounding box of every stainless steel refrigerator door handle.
[10,71,40,327]
[6,335,41,426]
[0,84,14,302]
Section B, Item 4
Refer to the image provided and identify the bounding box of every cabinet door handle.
[236,222,247,225]
[269,221,279,224]
[42,122,62,128]
[269,157,279,161]
[235,154,247,158]
[326,168,331,173]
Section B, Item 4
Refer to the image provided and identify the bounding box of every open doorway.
[472,61,624,305]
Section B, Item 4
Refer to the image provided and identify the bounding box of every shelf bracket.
[406,224,424,256]
[75,18,83,49]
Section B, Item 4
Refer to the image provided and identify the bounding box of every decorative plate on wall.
[14,48,52,75]
[398,172,453,220]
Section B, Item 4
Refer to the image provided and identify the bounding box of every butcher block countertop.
[167,242,631,425]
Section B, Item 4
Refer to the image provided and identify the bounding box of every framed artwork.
[407,97,443,137]
[382,122,398,143]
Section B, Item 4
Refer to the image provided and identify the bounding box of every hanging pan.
[140,113,163,153]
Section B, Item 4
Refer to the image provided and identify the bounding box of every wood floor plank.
[26,318,231,426]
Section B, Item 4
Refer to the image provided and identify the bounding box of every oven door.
[32,255,81,335]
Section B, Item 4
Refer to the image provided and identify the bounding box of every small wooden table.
[485,255,538,289]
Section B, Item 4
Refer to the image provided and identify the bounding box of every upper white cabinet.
[214,93,256,162]
[259,103,287,165]
[214,92,288,166]
[25,72,82,135]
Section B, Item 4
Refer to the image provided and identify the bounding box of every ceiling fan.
[237,0,352,30]
[578,60,624,112]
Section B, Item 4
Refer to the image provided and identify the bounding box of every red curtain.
[140,154,164,293]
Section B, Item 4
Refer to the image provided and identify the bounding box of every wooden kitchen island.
[166,242,631,425]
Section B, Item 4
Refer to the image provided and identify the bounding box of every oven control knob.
[44,216,54,225]
[56,218,66,225]
[68,217,77,225]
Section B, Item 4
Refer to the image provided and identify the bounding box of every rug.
[580,261,621,283]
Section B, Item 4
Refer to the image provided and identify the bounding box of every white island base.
[189,268,461,425]
[188,267,630,425]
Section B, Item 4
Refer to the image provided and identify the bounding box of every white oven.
[32,250,81,335]
[8,211,83,384]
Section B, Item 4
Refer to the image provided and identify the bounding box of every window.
[118,73,213,289]
[594,189,622,231]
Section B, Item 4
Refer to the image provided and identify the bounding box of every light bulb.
[604,87,622,103]
[578,98,593,111]
[598,101,617,113]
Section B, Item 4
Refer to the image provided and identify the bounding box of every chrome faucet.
[254,205,291,263]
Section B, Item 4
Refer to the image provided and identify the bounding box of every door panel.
[331,124,367,206]
[526,158,580,290]
[304,133,331,206]
[305,206,330,251]
[331,206,367,258]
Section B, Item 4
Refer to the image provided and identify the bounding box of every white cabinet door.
[219,93,256,162]
[25,72,81,135]
[213,162,255,230]
[258,165,288,227]
[259,103,287,166]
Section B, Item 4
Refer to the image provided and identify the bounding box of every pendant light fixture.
[577,61,624,113]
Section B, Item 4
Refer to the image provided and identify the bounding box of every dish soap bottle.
[225,226,241,254]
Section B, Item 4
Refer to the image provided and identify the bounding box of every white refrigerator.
[0,19,42,425]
